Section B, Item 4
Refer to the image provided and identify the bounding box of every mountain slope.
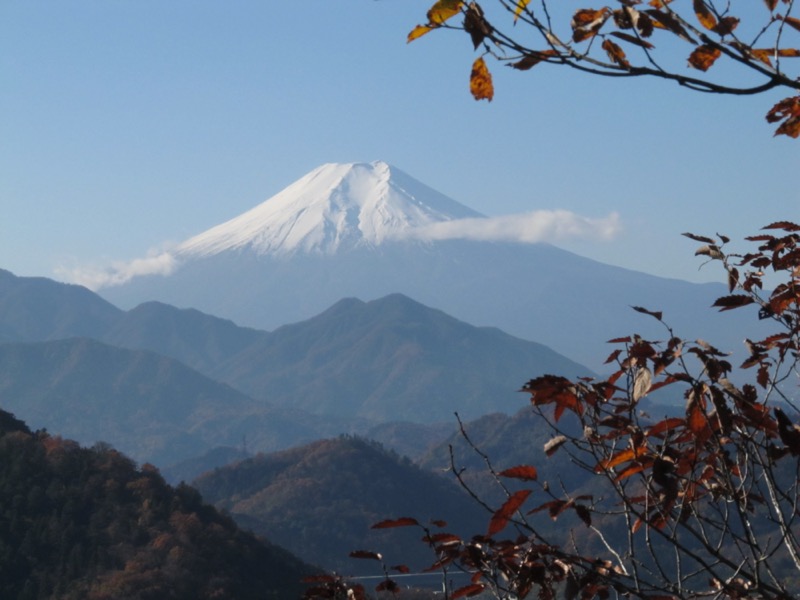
[100,163,764,371]
[0,410,313,599]
[208,293,594,422]
[194,435,487,572]
[0,268,122,342]
[176,160,482,257]
[0,338,335,466]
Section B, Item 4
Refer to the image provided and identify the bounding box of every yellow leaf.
[514,0,532,22]
[693,0,717,31]
[469,56,494,101]
[427,0,463,26]
[407,24,433,43]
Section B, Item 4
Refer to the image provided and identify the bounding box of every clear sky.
[2,1,798,287]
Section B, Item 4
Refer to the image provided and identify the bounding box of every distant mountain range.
[0,268,590,467]
[97,161,765,370]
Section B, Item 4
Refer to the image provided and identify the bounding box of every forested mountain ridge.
[194,435,487,573]
[0,408,314,599]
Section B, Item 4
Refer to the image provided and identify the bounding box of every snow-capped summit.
[177,161,484,258]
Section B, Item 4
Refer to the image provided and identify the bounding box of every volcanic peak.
[177,161,482,258]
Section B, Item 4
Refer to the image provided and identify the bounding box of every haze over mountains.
[0,268,590,467]
[95,161,760,370]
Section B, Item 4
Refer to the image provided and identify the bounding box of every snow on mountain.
[176,161,483,258]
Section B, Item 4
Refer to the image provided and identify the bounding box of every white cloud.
[400,210,622,244]
[56,250,180,291]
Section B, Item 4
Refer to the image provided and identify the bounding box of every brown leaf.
[610,31,655,49]
[682,232,715,243]
[464,2,492,50]
[712,16,739,35]
[712,294,755,311]
[688,45,721,71]
[469,56,494,101]
[372,517,419,529]
[645,9,696,42]
[783,15,800,33]
[487,490,531,536]
[499,465,539,481]
[764,0,778,11]
[510,50,558,70]
[602,39,630,67]
[632,305,663,321]
[693,0,717,30]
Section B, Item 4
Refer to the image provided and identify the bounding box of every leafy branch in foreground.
[410,0,800,137]
[305,221,800,599]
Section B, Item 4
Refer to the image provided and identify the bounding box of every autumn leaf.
[610,31,654,49]
[514,0,532,22]
[602,39,630,68]
[372,517,419,529]
[688,45,721,71]
[751,48,773,67]
[350,550,382,561]
[428,0,464,25]
[510,50,558,70]
[499,465,538,481]
[764,0,778,11]
[632,306,663,321]
[470,57,494,101]
[783,15,800,33]
[408,25,433,43]
[487,490,531,536]
[712,295,755,311]
[464,3,492,49]
[693,0,717,31]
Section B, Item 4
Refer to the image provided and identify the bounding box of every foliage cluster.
[0,412,312,600]
[410,0,800,137]
[306,223,800,599]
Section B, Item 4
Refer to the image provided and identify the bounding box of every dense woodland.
[0,409,313,600]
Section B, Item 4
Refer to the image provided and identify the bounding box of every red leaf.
[499,465,538,481]
[372,517,419,529]
[487,490,531,536]
[712,295,755,311]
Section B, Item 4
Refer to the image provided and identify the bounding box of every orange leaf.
[488,490,531,536]
[602,39,630,67]
[372,517,419,529]
[693,0,717,30]
[751,48,773,67]
[407,24,433,43]
[783,16,800,32]
[469,57,494,101]
[688,44,721,71]
[596,446,648,472]
[499,465,538,481]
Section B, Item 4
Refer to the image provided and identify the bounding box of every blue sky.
[2,1,798,286]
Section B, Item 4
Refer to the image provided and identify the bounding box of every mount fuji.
[99,161,759,369]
